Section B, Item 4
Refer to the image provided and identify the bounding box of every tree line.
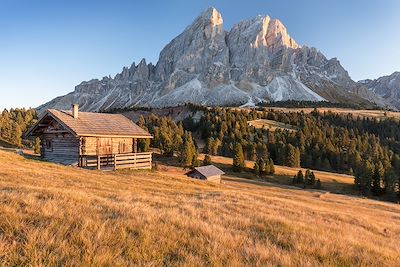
[188,107,400,200]
[257,100,380,110]
[139,106,400,200]
[137,114,199,168]
[0,108,37,148]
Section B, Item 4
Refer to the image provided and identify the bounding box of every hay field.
[247,119,297,132]
[0,151,399,266]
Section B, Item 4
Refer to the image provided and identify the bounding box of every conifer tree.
[137,115,146,128]
[268,159,275,174]
[34,137,41,154]
[140,138,151,152]
[211,138,221,155]
[310,171,316,185]
[180,131,197,168]
[296,170,304,183]
[357,160,374,194]
[138,121,151,152]
[384,168,398,197]
[264,158,271,174]
[13,124,22,147]
[205,137,214,154]
[305,169,311,183]
[232,143,245,172]
[286,144,300,167]
[372,162,385,195]
[249,144,257,161]
[191,154,200,168]
[258,157,266,174]
[254,161,260,175]
[203,154,212,166]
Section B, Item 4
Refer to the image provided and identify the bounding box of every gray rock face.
[359,72,400,109]
[38,7,387,112]
[155,8,229,91]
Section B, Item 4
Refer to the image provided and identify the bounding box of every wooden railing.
[80,152,152,170]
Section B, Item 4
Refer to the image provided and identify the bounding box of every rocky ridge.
[358,72,400,109]
[39,7,386,112]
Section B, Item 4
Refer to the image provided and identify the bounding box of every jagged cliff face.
[38,7,385,112]
[359,72,400,109]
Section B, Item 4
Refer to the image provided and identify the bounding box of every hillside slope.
[0,151,399,266]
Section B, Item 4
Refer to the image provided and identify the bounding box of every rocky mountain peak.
[200,7,223,26]
[266,19,299,50]
[248,15,272,49]
[38,7,389,112]
[230,14,299,53]
[391,71,400,78]
[359,71,400,109]
[184,7,223,34]
[154,7,229,91]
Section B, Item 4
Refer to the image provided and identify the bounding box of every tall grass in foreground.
[0,151,399,266]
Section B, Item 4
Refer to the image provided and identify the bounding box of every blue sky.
[1,0,399,109]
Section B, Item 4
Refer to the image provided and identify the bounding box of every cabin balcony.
[79,152,152,170]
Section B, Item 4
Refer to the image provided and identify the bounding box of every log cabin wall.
[80,137,134,156]
[40,133,80,165]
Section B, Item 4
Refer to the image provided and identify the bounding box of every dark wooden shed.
[26,105,152,170]
[186,165,225,183]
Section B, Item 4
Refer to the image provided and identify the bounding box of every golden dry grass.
[0,150,400,266]
[247,119,297,132]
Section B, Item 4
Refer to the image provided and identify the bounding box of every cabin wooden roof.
[26,109,152,138]
[190,165,225,178]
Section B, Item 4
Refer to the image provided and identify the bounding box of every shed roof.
[26,109,152,138]
[193,165,225,178]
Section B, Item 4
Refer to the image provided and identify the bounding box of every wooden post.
[97,155,100,170]
[133,138,138,153]
[79,137,83,167]
[149,153,152,169]
[114,154,117,170]
[136,153,138,168]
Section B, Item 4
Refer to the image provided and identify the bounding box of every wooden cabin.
[26,104,153,170]
[186,165,225,183]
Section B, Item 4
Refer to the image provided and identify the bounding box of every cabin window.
[97,138,112,155]
[81,138,86,154]
[119,140,128,153]
[45,140,53,151]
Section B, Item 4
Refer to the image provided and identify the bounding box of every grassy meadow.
[0,150,399,266]
[247,119,298,132]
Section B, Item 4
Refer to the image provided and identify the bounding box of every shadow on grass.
[22,153,41,161]
[0,139,17,149]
